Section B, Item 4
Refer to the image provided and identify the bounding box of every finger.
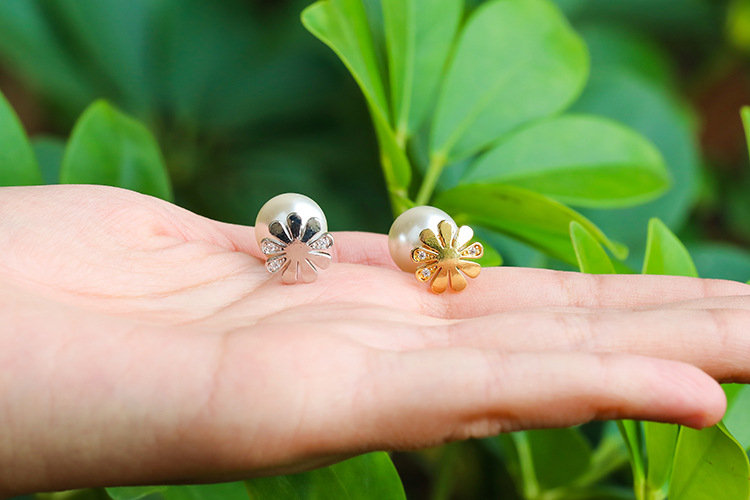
[355,349,724,451]
[409,268,750,318]
[386,303,750,382]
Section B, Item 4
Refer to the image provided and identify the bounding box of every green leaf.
[434,183,626,266]
[643,422,679,495]
[642,218,697,277]
[303,0,411,204]
[524,428,593,490]
[245,452,406,500]
[60,100,173,201]
[382,0,462,138]
[463,115,670,208]
[669,423,750,500]
[570,221,615,273]
[0,88,43,186]
[430,0,588,162]
[723,384,750,451]
[370,103,413,210]
[108,483,248,500]
[302,0,390,125]
[473,235,503,267]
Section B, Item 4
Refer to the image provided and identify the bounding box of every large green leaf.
[523,428,593,490]
[108,482,248,500]
[302,0,390,125]
[435,183,626,266]
[0,88,43,186]
[669,423,750,500]
[245,453,406,500]
[382,0,462,139]
[463,115,669,208]
[570,221,615,273]
[60,100,173,200]
[430,0,588,162]
[642,218,697,277]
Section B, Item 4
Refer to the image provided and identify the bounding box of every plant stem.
[415,154,447,206]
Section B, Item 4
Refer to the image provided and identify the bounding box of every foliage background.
[2,0,750,498]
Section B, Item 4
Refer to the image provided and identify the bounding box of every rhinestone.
[465,243,482,257]
[415,250,427,261]
[420,268,431,279]
[309,234,333,250]
[266,257,286,273]
[261,240,284,255]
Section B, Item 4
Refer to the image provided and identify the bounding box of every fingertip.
[645,359,726,429]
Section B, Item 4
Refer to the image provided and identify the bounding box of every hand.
[1,185,749,496]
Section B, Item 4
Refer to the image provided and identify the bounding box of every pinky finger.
[354,349,726,451]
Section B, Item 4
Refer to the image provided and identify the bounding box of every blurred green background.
[2,0,750,498]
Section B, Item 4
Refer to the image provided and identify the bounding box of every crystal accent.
[415,249,427,261]
[466,244,481,256]
[309,234,333,250]
[266,257,286,273]
[261,239,285,255]
[420,268,431,279]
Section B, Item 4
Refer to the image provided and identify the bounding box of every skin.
[0,185,749,497]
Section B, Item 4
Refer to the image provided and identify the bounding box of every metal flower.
[260,212,334,284]
[411,220,483,293]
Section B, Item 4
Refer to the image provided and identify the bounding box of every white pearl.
[255,193,327,246]
[388,206,457,273]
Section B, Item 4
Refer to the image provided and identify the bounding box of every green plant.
[302,0,672,268]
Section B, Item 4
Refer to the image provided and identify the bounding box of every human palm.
[1,185,749,496]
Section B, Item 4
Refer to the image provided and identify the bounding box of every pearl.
[388,206,457,273]
[255,193,327,246]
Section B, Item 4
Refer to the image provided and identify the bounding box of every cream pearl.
[388,206,457,273]
[255,193,327,246]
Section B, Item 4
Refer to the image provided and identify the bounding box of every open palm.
[1,185,749,496]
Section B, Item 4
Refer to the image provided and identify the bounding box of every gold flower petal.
[430,267,450,294]
[419,228,443,251]
[438,220,455,248]
[456,260,481,278]
[455,225,474,249]
[449,267,468,291]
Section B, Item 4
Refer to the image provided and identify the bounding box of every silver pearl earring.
[255,193,334,284]
[388,206,483,294]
